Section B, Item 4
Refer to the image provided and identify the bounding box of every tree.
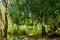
[3,0,8,40]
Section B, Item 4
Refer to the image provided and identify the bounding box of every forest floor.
[24,37,60,40]
[24,35,60,40]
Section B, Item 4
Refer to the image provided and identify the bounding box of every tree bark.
[53,18,57,33]
[42,15,46,37]
[3,0,8,40]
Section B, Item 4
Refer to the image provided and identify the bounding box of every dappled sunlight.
[0,0,60,40]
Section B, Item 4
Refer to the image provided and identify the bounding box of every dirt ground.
[24,36,60,40]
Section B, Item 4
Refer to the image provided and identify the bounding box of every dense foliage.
[0,0,60,40]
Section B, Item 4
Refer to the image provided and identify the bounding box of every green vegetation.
[0,0,60,40]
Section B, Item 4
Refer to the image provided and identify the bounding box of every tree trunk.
[4,12,8,40]
[0,9,2,40]
[42,15,46,37]
[52,13,57,33]
[3,0,8,40]
[53,18,57,33]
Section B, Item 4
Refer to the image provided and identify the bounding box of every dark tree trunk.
[53,18,57,33]
[53,13,57,33]
[42,15,46,37]
[3,0,8,40]
[4,12,8,39]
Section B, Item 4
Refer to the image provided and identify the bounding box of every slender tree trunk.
[3,0,8,40]
[0,9,2,40]
[53,15,57,33]
[42,15,46,37]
